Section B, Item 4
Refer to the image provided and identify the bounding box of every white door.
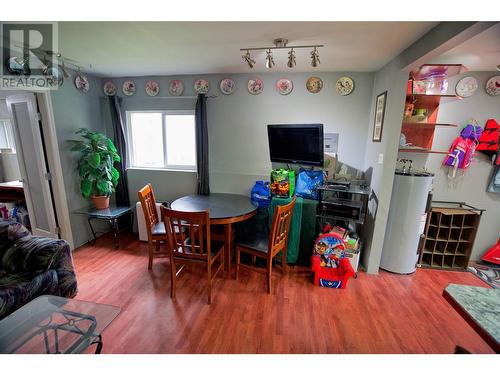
[6,93,58,238]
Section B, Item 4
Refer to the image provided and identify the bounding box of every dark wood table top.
[171,193,257,225]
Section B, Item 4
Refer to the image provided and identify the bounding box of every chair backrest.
[160,206,212,261]
[268,197,296,255]
[138,184,159,237]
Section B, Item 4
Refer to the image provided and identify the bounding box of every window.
[126,111,196,170]
[0,119,16,152]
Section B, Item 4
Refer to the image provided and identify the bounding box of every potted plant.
[70,128,121,210]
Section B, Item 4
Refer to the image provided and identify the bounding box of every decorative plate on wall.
[169,79,184,96]
[485,76,500,96]
[335,76,354,96]
[122,80,136,96]
[455,76,478,98]
[74,73,90,93]
[219,78,236,95]
[276,78,293,95]
[103,81,117,96]
[247,78,264,95]
[306,76,323,94]
[194,79,210,94]
[145,80,160,96]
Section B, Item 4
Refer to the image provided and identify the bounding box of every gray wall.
[416,71,500,260]
[103,72,375,207]
[361,62,409,273]
[50,72,107,248]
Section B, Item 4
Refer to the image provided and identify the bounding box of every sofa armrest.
[51,241,78,298]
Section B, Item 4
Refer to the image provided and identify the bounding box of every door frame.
[1,89,74,248]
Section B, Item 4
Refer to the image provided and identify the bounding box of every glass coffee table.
[0,295,120,354]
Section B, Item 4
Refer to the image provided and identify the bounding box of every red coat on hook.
[477,119,500,165]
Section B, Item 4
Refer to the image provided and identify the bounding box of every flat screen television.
[267,124,324,166]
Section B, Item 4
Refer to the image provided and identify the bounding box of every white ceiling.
[431,22,500,71]
[58,22,438,77]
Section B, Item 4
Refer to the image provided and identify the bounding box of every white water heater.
[380,171,434,274]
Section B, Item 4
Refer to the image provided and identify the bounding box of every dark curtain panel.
[195,94,210,195]
[109,95,130,206]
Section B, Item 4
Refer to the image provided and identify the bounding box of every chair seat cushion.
[152,222,166,236]
[236,234,269,253]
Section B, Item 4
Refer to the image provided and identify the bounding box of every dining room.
[1,9,499,375]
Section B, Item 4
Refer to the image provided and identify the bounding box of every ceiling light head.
[287,48,296,68]
[311,47,320,67]
[242,50,256,68]
[497,64,500,71]
[265,49,275,69]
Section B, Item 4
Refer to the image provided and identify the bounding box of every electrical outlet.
[378,153,384,164]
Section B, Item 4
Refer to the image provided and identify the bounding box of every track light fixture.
[240,38,323,68]
[497,64,500,71]
[242,50,256,68]
[265,49,275,69]
[61,60,71,78]
[287,48,296,68]
[311,47,320,67]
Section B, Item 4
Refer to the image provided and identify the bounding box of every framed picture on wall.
[372,91,387,142]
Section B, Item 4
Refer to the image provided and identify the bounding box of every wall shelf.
[402,122,458,128]
[398,148,449,155]
[399,66,465,155]
[410,64,468,81]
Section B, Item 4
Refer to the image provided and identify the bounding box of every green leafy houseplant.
[70,129,121,208]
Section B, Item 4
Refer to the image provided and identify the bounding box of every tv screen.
[267,124,324,166]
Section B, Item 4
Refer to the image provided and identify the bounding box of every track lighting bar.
[239,44,324,51]
[240,38,324,69]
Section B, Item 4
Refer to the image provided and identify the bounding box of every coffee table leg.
[92,334,103,354]
[224,223,233,274]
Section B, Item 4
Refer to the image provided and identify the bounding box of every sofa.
[0,221,78,319]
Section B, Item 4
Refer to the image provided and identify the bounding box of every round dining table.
[170,193,258,272]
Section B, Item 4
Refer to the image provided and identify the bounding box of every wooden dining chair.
[235,197,296,293]
[161,206,224,304]
[138,184,168,270]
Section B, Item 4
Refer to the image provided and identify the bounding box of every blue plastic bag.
[251,181,271,208]
[295,170,324,200]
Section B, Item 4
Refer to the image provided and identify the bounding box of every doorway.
[0,90,73,247]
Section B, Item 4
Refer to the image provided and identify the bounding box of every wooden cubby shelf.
[419,203,483,271]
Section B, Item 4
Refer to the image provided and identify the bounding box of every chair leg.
[207,261,212,304]
[147,241,154,270]
[251,255,256,265]
[266,258,272,294]
[170,255,177,300]
[282,251,287,275]
[155,241,160,252]
[235,247,240,280]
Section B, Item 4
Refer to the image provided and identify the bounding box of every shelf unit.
[399,65,466,154]
[398,148,449,155]
[418,201,484,270]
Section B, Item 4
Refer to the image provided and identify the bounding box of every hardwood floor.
[72,233,494,354]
